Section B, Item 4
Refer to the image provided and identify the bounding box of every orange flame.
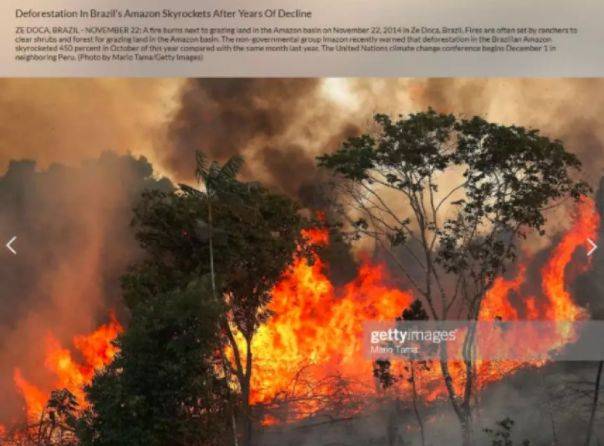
[13,369,47,422]
[13,314,122,422]
[481,197,598,322]
[471,197,599,383]
[542,197,598,321]
[248,236,413,414]
[10,198,599,429]
[250,197,599,422]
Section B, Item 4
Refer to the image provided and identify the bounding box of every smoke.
[3,78,603,205]
[2,77,604,433]
[161,78,604,254]
[164,78,361,200]
[575,175,604,318]
[257,362,601,446]
[0,78,183,176]
[0,153,170,422]
[3,78,603,190]
[387,78,604,184]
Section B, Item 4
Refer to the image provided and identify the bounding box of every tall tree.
[121,157,305,445]
[318,109,589,445]
[189,151,245,301]
[187,152,245,446]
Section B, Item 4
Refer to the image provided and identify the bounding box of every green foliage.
[85,154,305,445]
[123,169,304,338]
[78,279,229,446]
[194,151,245,196]
[46,388,79,431]
[26,388,80,446]
[373,359,397,390]
[318,109,589,318]
[373,299,431,390]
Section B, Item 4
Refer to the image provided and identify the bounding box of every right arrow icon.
[587,238,598,256]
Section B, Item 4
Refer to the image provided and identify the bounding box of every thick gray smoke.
[256,362,602,445]
[165,79,362,284]
[1,78,604,439]
[165,79,360,200]
[0,153,170,422]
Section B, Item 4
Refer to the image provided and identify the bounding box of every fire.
[470,197,599,385]
[249,227,413,415]
[481,197,597,323]
[542,197,598,321]
[13,370,47,422]
[250,198,599,421]
[13,314,122,422]
[9,198,599,429]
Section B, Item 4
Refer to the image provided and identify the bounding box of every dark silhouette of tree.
[189,151,244,303]
[78,281,229,446]
[397,299,429,446]
[30,389,79,446]
[318,109,589,445]
[116,155,305,446]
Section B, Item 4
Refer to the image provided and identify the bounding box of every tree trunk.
[231,412,240,446]
[208,200,217,301]
[241,336,254,446]
[440,329,476,446]
[585,361,603,446]
[410,364,426,446]
[460,413,474,446]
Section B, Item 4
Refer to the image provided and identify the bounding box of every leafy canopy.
[318,109,589,318]
[79,280,229,446]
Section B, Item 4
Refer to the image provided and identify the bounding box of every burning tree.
[317,109,590,445]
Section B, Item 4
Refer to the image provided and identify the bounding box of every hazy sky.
[1,78,603,188]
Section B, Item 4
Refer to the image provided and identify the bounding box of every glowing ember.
[13,314,122,422]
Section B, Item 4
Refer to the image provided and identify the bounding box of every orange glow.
[13,369,47,422]
[542,197,598,321]
[480,197,598,323]
[13,314,122,422]
[247,230,413,418]
[247,197,599,423]
[301,226,330,246]
[10,198,600,429]
[472,197,599,379]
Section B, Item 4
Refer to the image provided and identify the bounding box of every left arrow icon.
[6,236,17,255]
